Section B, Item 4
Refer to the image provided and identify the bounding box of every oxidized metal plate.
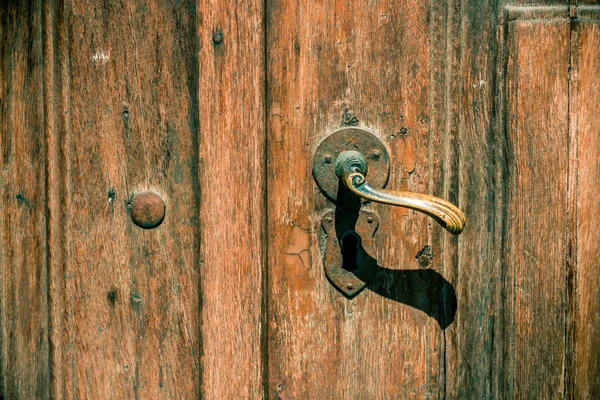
[313,127,390,202]
[321,209,379,297]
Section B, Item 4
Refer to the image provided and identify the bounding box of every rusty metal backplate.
[321,210,379,297]
[313,127,390,202]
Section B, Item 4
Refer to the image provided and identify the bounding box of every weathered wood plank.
[47,1,200,398]
[446,0,509,397]
[267,1,445,397]
[42,1,71,398]
[197,0,266,398]
[506,20,570,398]
[429,5,462,397]
[3,2,598,399]
[574,20,600,399]
[565,10,579,399]
[0,1,49,398]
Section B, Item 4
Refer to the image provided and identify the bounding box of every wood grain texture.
[267,1,447,398]
[446,0,508,397]
[507,20,570,399]
[197,0,266,398]
[45,1,200,398]
[0,1,49,398]
[428,0,462,396]
[574,20,600,399]
[449,5,600,399]
[2,1,600,398]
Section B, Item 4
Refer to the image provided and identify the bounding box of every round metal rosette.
[313,127,389,202]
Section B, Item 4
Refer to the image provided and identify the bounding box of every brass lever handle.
[335,150,466,235]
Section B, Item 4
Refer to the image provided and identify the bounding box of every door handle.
[313,127,466,296]
[312,127,466,235]
[335,150,466,234]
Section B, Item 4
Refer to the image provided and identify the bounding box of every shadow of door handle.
[335,150,466,235]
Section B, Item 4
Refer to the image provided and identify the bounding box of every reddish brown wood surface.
[449,5,600,399]
[574,18,600,399]
[44,1,201,398]
[0,2,49,398]
[267,1,446,398]
[507,19,570,398]
[445,0,505,396]
[198,0,266,398]
[1,1,600,399]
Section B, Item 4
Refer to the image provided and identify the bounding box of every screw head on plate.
[212,32,223,44]
[312,127,390,202]
[368,149,382,160]
[130,192,165,229]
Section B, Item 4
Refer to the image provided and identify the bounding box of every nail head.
[130,192,165,229]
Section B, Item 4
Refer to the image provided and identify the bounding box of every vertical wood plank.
[197,1,266,398]
[428,1,466,396]
[565,11,579,399]
[446,0,509,397]
[0,1,49,398]
[506,21,570,398]
[47,1,200,398]
[42,1,70,397]
[267,1,445,397]
[574,20,600,399]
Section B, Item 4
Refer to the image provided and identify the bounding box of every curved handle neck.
[336,150,466,235]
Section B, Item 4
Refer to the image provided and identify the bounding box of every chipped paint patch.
[284,225,311,274]
[91,49,110,66]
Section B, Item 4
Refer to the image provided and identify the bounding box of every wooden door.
[1,1,598,399]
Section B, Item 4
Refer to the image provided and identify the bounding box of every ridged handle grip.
[335,151,466,235]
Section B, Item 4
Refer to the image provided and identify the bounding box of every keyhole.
[341,231,361,272]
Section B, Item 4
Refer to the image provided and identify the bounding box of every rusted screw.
[324,154,333,164]
[399,127,408,135]
[130,191,166,229]
[368,149,382,160]
[212,32,223,44]
[347,284,354,291]
[326,216,333,223]
[367,216,374,223]
[418,255,432,269]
